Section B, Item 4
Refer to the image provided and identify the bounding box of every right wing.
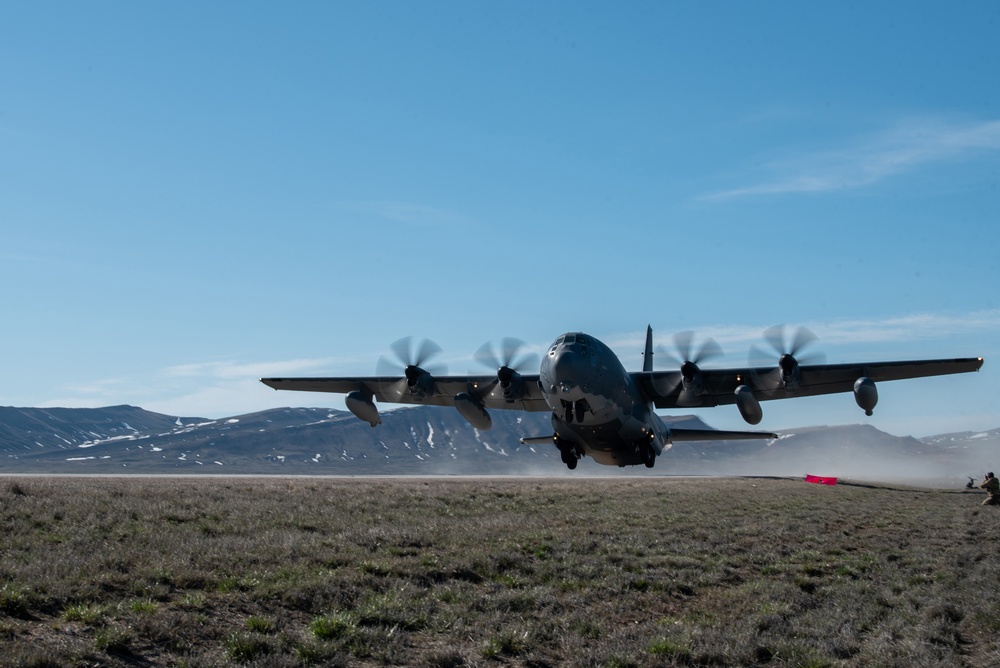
[260,375,550,412]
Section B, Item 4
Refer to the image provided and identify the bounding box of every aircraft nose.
[551,347,587,398]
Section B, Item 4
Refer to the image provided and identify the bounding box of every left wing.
[635,357,984,419]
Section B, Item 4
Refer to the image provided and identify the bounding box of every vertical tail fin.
[642,325,654,372]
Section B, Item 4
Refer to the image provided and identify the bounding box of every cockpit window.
[564,334,576,343]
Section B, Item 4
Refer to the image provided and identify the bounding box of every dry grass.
[1,475,998,667]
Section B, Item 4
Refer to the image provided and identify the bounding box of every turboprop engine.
[656,331,724,407]
[376,337,447,401]
[403,365,436,399]
[750,325,825,393]
[497,366,528,400]
[475,337,540,403]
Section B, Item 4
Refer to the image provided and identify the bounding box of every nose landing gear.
[561,399,590,423]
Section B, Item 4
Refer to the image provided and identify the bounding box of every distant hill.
[1,404,997,482]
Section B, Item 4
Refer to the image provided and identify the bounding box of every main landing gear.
[556,436,581,470]
[635,441,656,468]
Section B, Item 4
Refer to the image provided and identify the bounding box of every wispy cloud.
[162,357,340,380]
[607,309,1000,357]
[803,311,1000,347]
[36,356,350,418]
[151,356,353,416]
[704,117,1000,200]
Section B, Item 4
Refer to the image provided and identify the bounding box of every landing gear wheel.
[558,438,580,471]
[644,451,656,468]
[560,448,579,470]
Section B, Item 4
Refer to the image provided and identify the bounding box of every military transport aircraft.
[260,326,983,470]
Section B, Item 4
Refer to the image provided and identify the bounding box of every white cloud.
[35,356,350,418]
[607,309,1000,358]
[804,311,1000,346]
[144,378,297,419]
[162,357,340,380]
[704,117,1000,200]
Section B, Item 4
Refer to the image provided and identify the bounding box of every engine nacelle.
[454,392,492,430]
[680,361,700,388]
[778,354,801,389]
[735,385,763,425]
[345,390,381,427]
[404,365,435,399]
[497,367,526,400]
[853,376,878,416]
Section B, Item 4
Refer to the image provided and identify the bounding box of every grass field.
[1,475,998,667]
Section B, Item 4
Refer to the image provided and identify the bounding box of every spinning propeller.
[749,325,826,393]
[376,337,448,401]
[473,337,539,400]
[656,331,724,406]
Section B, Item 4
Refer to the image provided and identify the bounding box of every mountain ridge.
[1,404,997,481]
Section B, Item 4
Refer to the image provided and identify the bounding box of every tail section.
[642,325,654,372]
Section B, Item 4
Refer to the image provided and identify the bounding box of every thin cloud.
[704,117,1000,201]
[809,311,1000,346]
[144,378,284,419]
[35,357,349,416]
[608,309,1000,358]
[162,358,341,380]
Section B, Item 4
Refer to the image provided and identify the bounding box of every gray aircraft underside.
[260,326,983,470]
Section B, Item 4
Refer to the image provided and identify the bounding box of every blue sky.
[1,2,997,437]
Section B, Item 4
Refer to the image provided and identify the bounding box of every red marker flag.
[805,474,838,485]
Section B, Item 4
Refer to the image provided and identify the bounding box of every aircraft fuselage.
[539,332,666,467]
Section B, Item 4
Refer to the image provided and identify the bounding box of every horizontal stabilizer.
[519,435,555,445]
[669,428,777,442]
